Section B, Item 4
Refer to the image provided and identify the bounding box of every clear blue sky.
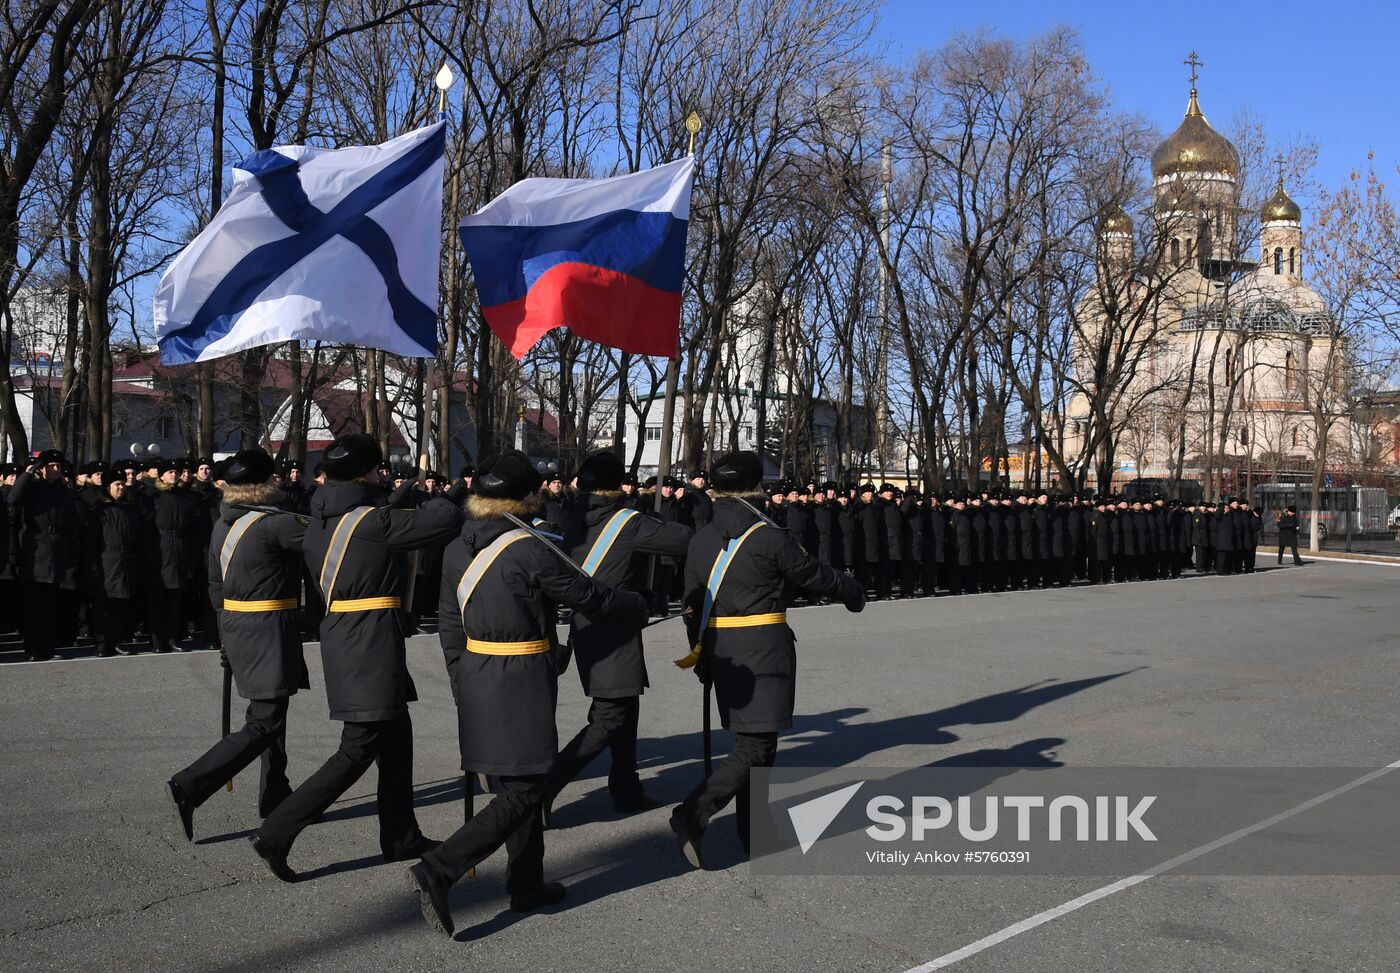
[875,0,1399,206]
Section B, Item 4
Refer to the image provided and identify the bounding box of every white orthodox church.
[1066,62,1342,487]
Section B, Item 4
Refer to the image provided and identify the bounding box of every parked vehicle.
[1254,484,1391,538]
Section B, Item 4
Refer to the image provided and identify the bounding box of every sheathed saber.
[502,512,584,572]
[221,666,233,792]
[502,511,693,629]
[738,497,781,529]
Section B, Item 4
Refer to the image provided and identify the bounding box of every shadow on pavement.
[754,736,1069,848]
[548,670,1137,854]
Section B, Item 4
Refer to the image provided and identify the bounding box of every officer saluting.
[249,434,463,881]
[408,451,647,937]
[167,448,307,839]
[669,451,865,867]
[9,449,81,660]
[545,450,693,819]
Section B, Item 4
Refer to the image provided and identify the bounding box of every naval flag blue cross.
[161,123,444,362]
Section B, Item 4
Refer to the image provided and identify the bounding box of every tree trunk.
[285,340,304,461]
[612,352,629,458]
[84,23,116,464]
[239,349,265,448]
[57,214,80,455]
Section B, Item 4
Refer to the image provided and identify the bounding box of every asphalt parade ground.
[4,558,1400,973]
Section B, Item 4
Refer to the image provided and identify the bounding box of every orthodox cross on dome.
[1274,153,1287,187]
[1184,51,1203,89]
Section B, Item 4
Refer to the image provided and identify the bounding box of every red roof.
[115,351,363,391]
[313,387,409,447]
[112,351,553,443]
[116,350,475,395]
[16,374,164,398]
[523,407,558,437]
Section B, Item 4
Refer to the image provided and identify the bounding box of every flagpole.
[653,112,701,515]
[423,63,456,474]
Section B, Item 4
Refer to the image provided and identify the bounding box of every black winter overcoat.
[141,483,200,590]
[563,494,692,697]
[307,481,463,722]
[682,498,861,733]
[9,472,81,586]
[440,514,645,775]
[210,502,309,700]
[83,498,145,598]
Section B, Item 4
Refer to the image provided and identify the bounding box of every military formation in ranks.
[743,480,1265,596]
[0,440,1273,939]
[0,451,465,663]
[0,450,226,662]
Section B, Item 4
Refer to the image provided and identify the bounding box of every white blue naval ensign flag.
[154,121,445,365]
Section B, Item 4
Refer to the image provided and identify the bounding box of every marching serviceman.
[249,434,463,882]
[544,450,693,818]
[668,451,865,869]
[168,449,308,839]
[408,451,648,936]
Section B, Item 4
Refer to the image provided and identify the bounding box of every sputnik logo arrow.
[787,781,864,854]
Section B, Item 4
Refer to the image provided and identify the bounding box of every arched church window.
[1274,248,1283,275]
[1285,350,1295,391]
[1171,238,1180,265]
[1289,248,1295,274]
[1215,207,1223,233]
[1225,349,1234,385]
[1187,238,1195,260]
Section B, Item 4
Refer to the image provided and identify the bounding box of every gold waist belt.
[223,598,299,612]
[327,596,402,613]
[707,611,788,629]
[467,638,551,656]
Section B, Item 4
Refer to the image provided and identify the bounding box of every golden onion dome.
[1151,90,1240,178]
[1261,179,1302,223]
[1099,204,1133,234]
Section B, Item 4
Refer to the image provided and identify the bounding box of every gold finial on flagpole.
[685,111,703,156]
[434,64,455,117]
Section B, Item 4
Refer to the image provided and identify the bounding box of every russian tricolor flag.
[459,157,694,360]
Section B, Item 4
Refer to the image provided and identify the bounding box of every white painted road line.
[1301,553,1400,568]
[902,758,1400,972]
